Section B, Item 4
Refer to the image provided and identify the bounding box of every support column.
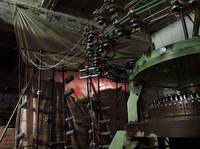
[127,82,142,123]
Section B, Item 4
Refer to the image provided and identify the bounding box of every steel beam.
[0,0,102,33]
[193,8,200,37]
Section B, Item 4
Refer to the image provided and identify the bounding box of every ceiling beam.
[0,0,102,33]
[40,0,59,9]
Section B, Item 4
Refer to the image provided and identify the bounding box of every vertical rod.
[90,78,95,148]
[116,82,118,99]
[36,51,42,149]
[98,77,100,99]
[87,78,90,103]
[50,71,55,148]
[62,70,68,147]
[125,82,127,103]
[97,77,102,145]
[193,8,200,37]
[180,10,189,39]
[18,54,21,95]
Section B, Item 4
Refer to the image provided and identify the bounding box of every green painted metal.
[109,131,138,149]
[120,0,167,25]
[131,37,200,81]
[128,82,142,123]
[108,50,142,59]
[105,0,167,36]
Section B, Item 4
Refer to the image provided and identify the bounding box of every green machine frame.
[109,36,200,149]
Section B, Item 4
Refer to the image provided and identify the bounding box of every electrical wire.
[15,8,86,70]
[19,35,85,70]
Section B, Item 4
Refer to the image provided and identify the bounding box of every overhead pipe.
[180,10,189,39]
[105,0,167,35]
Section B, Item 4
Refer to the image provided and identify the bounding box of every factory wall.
[152,13,199,49]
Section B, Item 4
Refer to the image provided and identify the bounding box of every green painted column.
[127,82,142,123]
[109,131,138,149]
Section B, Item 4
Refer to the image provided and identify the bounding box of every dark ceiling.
[54,0,130,18]
[54,0,103,18]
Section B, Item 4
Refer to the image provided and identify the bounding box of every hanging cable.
[36,50,42,149]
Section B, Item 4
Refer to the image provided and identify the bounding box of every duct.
[152,13,200,49]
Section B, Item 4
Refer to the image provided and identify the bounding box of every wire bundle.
[14,8,86,70]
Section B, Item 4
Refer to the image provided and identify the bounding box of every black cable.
[186,14,194,24]
[180,10,189,39]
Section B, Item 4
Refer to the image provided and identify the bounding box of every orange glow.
[55,71,128,99]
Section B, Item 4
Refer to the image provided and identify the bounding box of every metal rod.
[90,78,96,147]
[193,8,200,37]
[143,6,170,21]
[180,10,189,39]
[98,77,100,99]
[116,82,118,99]
[125,83,127,104]
[36,51,42,149]
[62,70,68,147]
[50,71,55,148]
[186,14,194,24]
[106,0,167,35]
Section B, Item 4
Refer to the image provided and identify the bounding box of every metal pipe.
[90,78,96,147]
[143,6,170,21]
[180,10,189,39]
[106,0,167,35]
[50,71,55,148]
[62,70,68,147]
[125,83,127,104]
[193,8,200,37]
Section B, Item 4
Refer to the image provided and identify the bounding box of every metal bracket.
[79,67,99,79]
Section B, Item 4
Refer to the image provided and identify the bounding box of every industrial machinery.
[124,37,200,146]
[1,0,200,149]
[108,0,200,148]
[79,0,200,148]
